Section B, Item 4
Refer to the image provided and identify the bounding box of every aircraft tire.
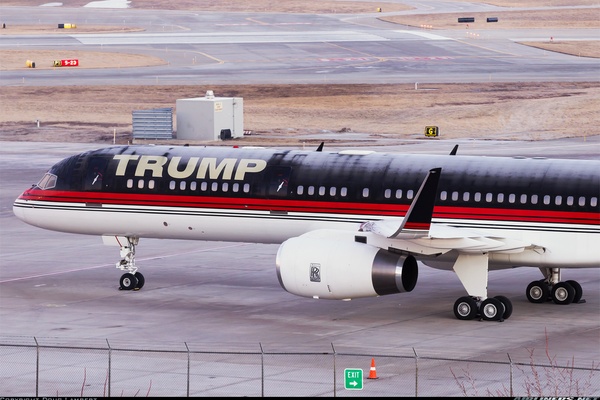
[119,272,138,290]
[134,272,145,290]
[494,295,513,319]
[480,297,503,321]
[526,281,549,303]
[551,281,575,305]
[566,280,583,303]
[453,296,478,320]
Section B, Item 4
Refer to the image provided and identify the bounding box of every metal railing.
[1,336,598,397]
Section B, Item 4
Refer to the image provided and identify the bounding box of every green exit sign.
[344,368,363,390]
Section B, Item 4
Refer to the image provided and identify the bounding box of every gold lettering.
[114,154,267,181]
[235,159,267,180]
[197,158,237,180]
[167,156,199,179]
[136,155,168,177]
[113,155,139,176]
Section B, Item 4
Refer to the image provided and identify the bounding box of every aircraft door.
[266,166,292,198]
[84,156,109,191]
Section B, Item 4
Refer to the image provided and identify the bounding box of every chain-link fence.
[1,337,598,397]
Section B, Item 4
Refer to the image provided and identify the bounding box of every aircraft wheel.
[551,281,575,305]
[453,296,478,320]
[119,273,138,291]
[494,295,513,319]
[134,272,145,290]
[480,297,503,321]
[566,280,582,303]
[526,280,549,303]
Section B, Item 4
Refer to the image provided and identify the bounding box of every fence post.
[34,337,39,397]
[331,343,337,397]
[259,342,264,397]
[185,342,190,397]
[413,348,419,397]
[106,339,111,397]
[507,352,513,397]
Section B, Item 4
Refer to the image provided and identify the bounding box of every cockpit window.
[36,173,58,190]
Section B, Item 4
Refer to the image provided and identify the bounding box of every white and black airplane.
[13,144,600,321]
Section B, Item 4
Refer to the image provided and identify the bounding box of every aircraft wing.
[359,166,541,256]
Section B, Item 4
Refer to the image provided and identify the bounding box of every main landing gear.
[453,295,513,322]
[525,268,584,305]
[115,236,145,291]
[451,253,512,322]
[453,266,584,321]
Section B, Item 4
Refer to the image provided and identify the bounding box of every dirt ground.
[0,0,599,146]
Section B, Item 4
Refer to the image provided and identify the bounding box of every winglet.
[316,142,324,152]
[449,145,458,155]
[389,167,442,238]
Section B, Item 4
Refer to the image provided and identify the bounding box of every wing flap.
[365,223,535,255]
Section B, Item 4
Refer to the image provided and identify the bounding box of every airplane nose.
[13,193,31,223]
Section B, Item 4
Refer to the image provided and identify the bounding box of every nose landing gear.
[115,236,145,291]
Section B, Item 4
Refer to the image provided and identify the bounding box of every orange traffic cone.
[367,358,378,379]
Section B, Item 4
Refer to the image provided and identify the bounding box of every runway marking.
[0,243,248,283]
[394,30,452,40]
[319,56,454,62]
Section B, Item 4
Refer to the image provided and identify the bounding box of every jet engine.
[275,235,418,300]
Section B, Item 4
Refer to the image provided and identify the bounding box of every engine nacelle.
[276,235,418,300]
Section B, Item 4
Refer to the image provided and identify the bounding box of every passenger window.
[222,182,229,192]
[543,195,551,205]
[190,182,197,191]
[592,197,598,207]
[319,186,326,196]
[395,189,402,199]
[384,189,391,199]
[497,193,504,203]
[463,192,470,202]
[520,194,527,204]
[138,180,145,189]
[531,194,538,204]
[180,181,186,190]
[148,180,155,190]
[486,193,493,203]
[308,186,315,195]
[340,187,347,197]
[566,196,573,206]
[362,188,370,198]
[232,183,239,192]
[578,196,586,207]
[169,181,176,190]
[555,195,562,205]
[330,187,337,196]
[440,191,447,201]
[407,190,414,199]
[452,191,459,201]
[474,192,481,202]
[508,194,515,203]
[297,185,304,195]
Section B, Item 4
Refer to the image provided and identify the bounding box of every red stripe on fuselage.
[17,189,599,226]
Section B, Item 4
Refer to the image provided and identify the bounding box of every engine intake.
[276,236,418,300]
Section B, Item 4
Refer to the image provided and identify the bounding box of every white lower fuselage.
[13,200,600,270]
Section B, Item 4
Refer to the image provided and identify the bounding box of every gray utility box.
[176,92,243,141]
